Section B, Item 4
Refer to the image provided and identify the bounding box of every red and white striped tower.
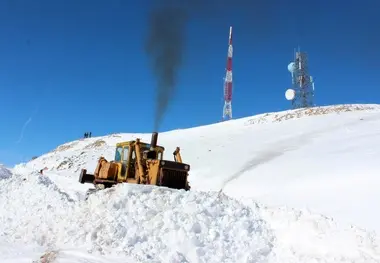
[223,26,233,120]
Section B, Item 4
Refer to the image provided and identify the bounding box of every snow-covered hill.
[2,104,380,262]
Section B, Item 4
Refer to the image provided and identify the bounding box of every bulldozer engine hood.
[160,160,190,171]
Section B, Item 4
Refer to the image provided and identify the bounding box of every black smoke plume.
[145,1,190,131]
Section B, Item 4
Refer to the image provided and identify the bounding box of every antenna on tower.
[285,48,315,109]
[222,26,233,120]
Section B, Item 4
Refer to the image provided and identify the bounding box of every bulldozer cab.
[114,141,164,180]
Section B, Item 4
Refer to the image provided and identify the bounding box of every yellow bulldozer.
[79,132,190,198]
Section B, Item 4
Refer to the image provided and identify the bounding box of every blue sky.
[0,0,379,166]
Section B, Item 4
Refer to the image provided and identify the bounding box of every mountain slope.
[20,104,380,234]
[2,103,380,262]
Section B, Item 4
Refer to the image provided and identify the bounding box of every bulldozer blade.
[160,169,190,190]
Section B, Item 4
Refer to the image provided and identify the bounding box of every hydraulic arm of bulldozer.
[134,138,146,184]
[173,147,182,163]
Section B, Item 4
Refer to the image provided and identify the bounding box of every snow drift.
[1,171,380,262]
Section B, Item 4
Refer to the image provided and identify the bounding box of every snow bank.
[1,172,380,262]
[75,186,275,262]
[0,174,273,262]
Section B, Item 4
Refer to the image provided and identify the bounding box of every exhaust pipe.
[150,132,158,150]
[145,132,158,159]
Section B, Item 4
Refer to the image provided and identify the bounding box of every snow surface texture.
[2,104,380,262]
[1,172,380,262]
[0,164,11,180]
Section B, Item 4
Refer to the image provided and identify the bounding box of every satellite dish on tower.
[287,62,295,73]
[285,89,295,100]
